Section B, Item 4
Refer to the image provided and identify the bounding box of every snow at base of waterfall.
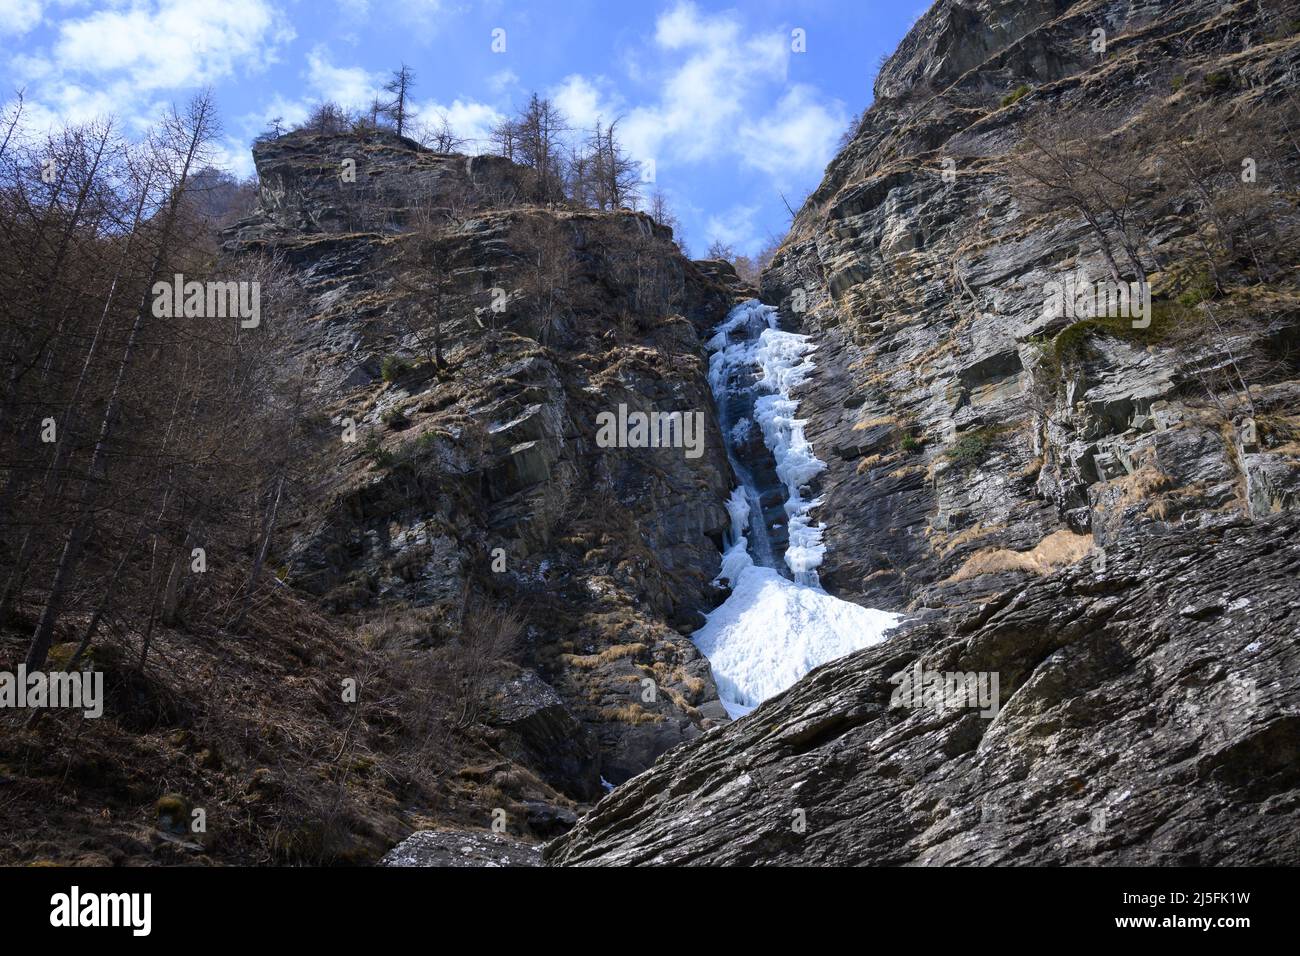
[694,556,900,718]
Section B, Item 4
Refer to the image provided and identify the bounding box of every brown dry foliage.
[947,529,1095,582]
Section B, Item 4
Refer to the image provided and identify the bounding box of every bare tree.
[303,101,351,135]
[414,112,465,153]
[705,239,736,261]
[392,204,461,370]
[441,597,522,729]
[512,94,569,202]
[646,189,682,248]
[382,64,417,137]
[515,215,576,344]
[1007,114,1159,284]
[490,117,521,162]
[24,92,218,670]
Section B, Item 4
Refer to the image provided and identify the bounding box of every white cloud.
[411,97,504,152]
[510,1,840,251]
[738,84,845,182]
[223,49,379,150]
[52,0,294,91]
[239,94,312,138]
[0,0,42,37]
[389,0,449,31]
[0,79,170,144]
[654,1,714,50]
[488,69,519,95]
[440,99,505,151]
[209,134,257,178]
[6,53,54,83]
[549,74,621,134]
[333,0,371,21]
[305,46,382,110]
[704,203,761,253]
[618,1,789,166]
[5,0,294,138]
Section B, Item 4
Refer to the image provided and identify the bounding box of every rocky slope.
[546,0,1300,865]
[549,514,1300,865]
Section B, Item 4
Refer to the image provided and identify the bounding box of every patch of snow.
[694,563,898,717]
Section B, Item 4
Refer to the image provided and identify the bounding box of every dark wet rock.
[547,515,1300,866]
[521,801,580,839]
[485,668,602,802]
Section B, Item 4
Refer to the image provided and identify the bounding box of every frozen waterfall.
[693,299,900,718]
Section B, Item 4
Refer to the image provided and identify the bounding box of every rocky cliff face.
[761,0,1300,613]
[224,128,744,834]
[546,0,1300,865]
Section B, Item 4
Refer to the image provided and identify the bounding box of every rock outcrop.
[547,514,1300,865]
[223,128,744,833]
[381,829,542,867]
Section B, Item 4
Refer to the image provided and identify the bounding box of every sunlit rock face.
[761,0,1300,613]
[548,515,1300,866]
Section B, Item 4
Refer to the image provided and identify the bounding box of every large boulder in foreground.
[546,515,1300,866]
[485,667,602,802]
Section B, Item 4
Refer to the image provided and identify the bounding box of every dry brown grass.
[856,452,889,474]
[0,548,547,866]
[1017,455,1045,479]
[947,529,1094,582]
[852,414,897,433]
[561,642,647,669]
[888,463,927,479]
[1111,465,1176,507]
[931,521,1007,556]
[0,579,458,866]
[680,674,706,697]
[598,703,663,724]
[357,607,435,649]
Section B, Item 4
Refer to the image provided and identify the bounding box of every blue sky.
[0,0,927,256]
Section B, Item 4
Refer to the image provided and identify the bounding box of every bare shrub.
[437,599,523,729]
